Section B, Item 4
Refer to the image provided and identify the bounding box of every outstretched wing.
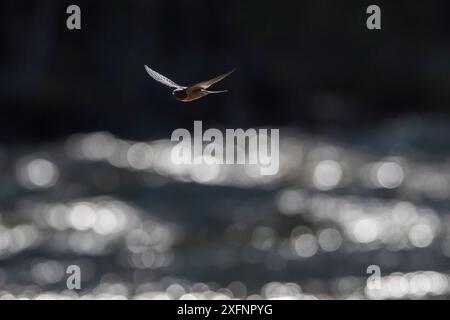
[189,68,236,90]
[144,65,183,89]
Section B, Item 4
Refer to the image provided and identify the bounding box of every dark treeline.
[1,0,450,143]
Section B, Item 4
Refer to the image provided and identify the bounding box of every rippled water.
[1,116,450,299]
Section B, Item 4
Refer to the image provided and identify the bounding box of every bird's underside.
[144,65,234,102]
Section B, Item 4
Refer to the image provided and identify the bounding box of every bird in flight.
[144,65,235,102]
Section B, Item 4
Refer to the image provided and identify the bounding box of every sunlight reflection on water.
[1,118,450,299]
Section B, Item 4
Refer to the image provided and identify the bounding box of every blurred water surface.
[1,116,450,299]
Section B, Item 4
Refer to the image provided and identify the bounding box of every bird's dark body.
[172,88,208,102]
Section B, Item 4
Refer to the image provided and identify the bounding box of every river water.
[1,116,450,299]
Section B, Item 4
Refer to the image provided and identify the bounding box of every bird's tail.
[203,89,228,94]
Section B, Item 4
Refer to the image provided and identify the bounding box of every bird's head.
[172,88,187,100]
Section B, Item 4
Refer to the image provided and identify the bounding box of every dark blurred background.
[1,0,450,300]
[2,0,450,142]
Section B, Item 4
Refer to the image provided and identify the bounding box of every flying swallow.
[144,65,235,102]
